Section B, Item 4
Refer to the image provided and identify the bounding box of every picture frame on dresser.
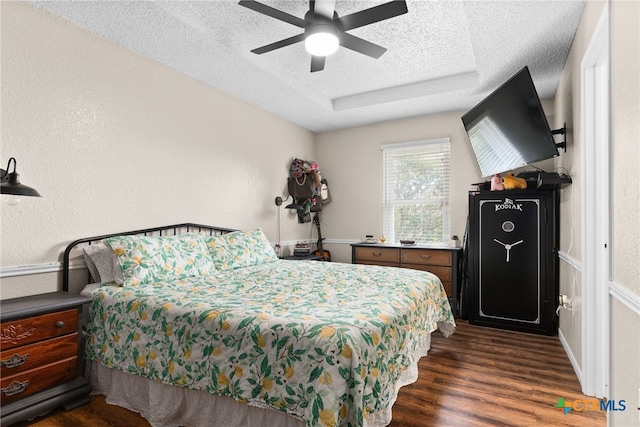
[0,292,93,426]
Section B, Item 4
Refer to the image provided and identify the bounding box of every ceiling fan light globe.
[305,32,339,56]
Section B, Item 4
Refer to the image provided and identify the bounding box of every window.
[382,138,451,244]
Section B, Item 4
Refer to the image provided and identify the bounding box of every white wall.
[609,0,640,425]
[0,2,315,299]
[315,112,480,263]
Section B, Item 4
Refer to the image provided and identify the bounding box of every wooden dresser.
[351,243,462,313]
[0,292,92,425]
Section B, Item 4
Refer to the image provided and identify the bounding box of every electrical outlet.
[559,294,572,308]
[557,294,575,317]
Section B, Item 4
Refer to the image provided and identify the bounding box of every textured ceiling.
[29,0,586,132]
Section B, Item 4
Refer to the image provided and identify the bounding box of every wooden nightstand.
[351,243,462,314]
[0,292,92,425]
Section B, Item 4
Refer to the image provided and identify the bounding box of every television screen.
[462,66,559,178]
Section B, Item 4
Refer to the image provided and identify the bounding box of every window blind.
[382,138,451,244]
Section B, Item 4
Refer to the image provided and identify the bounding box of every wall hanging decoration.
[286,158,331,223]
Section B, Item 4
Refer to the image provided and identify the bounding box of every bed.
[63,223,455,427]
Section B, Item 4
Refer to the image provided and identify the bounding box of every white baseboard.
[558,327,583,388]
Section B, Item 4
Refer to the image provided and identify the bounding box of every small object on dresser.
[400,240,415,246]
[293,242,311,256]
[361,235,377,244]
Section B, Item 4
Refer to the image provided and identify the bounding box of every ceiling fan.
[238,0,408,72]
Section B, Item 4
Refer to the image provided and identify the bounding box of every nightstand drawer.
[1,310,78,350]
[0,357,77,405]
[0,334,78,377]
[401,249,451,266]
[354,247,399,263]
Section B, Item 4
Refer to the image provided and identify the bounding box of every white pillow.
[205,229,278,271]
[106,234,215,287]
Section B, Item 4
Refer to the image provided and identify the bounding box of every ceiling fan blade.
[312,0,336,20]
[239,0,306,28]
[310,55,326,72]
[251,34,305,54]
[338,0,408,31]
[340,33,387,58]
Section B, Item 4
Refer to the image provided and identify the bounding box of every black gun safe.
[468,190,558,335]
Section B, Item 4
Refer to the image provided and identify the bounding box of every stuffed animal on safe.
[502,172,528,190]
[491,174,504,191]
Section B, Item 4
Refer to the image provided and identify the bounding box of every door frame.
[580,3,610,399]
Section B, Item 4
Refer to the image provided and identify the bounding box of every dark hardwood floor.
[15,320,605,427]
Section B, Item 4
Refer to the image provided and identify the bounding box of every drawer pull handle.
[420,255,431,259]
[1,380,29,397]
[1,353,29,369]
[55,321,65,328]
[372,252,382,257]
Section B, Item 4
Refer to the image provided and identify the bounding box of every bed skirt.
[86,334,431,427]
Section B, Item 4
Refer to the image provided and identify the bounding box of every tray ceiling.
[28,0,586,132]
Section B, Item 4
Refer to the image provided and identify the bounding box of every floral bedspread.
[85,260,455,427]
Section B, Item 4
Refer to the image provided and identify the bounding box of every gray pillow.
[82,243,122,284]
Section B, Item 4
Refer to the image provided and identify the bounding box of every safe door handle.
[1,353,29,369]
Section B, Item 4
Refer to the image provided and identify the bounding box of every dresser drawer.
[0,310,78,351]
[355,260,398,268]
[402,264,452,296]
[401,249,452,266]
[402,264,452,282]
[354,247,399,264]
[0,357,77,405]
[0,334,78,377]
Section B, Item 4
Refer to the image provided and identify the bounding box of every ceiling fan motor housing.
[304,13,341,56]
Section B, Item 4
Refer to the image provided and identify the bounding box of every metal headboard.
[62,223,236,291]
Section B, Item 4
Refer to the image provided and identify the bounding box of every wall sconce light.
[275,196,303,211]
[1,157,41,204]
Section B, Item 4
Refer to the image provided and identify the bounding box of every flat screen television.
[462,66,559,178]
